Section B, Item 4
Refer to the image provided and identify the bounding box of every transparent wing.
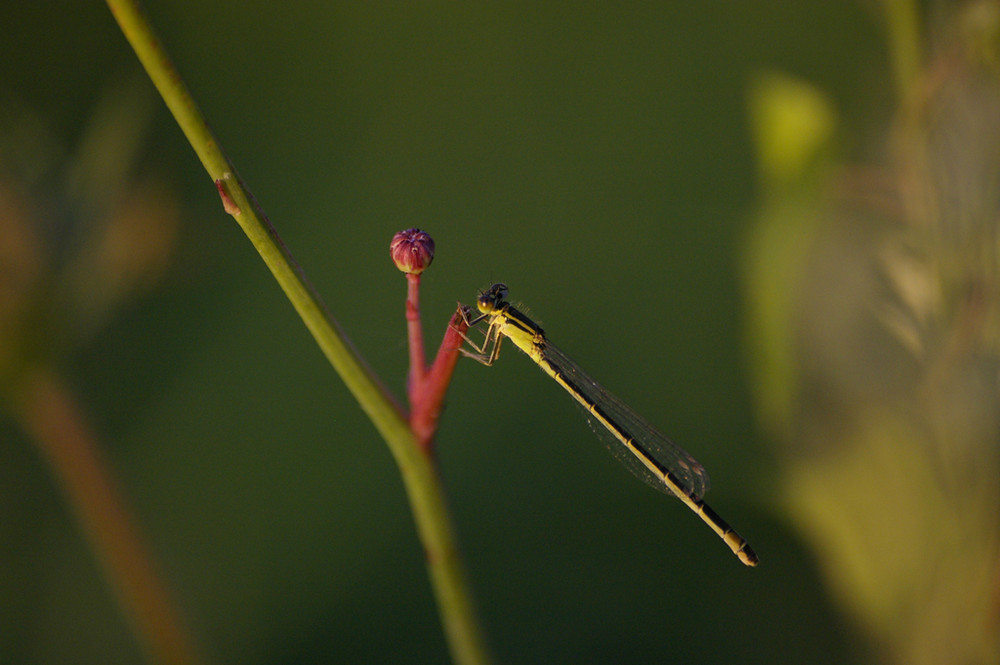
[540,341,710,499]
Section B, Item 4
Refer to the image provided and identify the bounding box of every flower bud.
[390,228,435,275]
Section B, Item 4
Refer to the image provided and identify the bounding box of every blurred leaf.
[743,72,838,439]
[748,71,837,189]
[743,4,1000,665]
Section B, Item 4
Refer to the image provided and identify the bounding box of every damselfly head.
[489,283,508,301]
[477,283,509,313]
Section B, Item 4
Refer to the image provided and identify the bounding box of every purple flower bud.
[390,228,435,275]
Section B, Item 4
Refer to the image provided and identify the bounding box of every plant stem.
[406,273,427,397]
[410,309,470,450]
[14,367,205,665]
[105,1,491,662]
[882,0,921,102]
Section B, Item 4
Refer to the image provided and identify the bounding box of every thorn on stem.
[215,179,241,216]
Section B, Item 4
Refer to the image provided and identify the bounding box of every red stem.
[16,367,205,665]
[410,309,469,451]
[405,273,426,400]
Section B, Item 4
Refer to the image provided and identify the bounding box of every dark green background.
[2,3,887,663]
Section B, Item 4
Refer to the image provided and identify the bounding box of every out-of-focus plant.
[0,81,201,664]
[0,80,179,383]
[745,2,1000,664]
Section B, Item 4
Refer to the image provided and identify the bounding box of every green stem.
[105,1,491,662]
[882,0,921,102]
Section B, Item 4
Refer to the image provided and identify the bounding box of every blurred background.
[2,1,998,663]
